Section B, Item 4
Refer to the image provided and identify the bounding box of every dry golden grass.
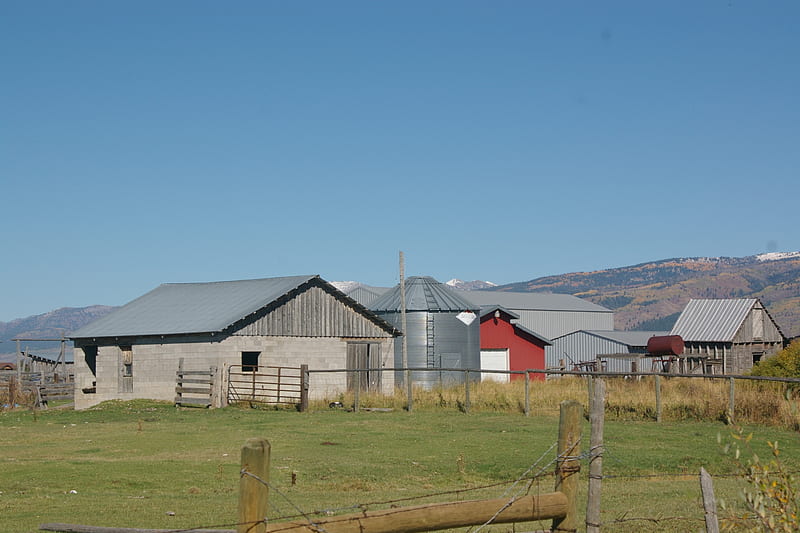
[312,375,800,429]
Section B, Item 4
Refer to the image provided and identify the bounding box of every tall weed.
[311,376,800,430]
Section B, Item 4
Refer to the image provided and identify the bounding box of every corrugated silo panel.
[376,309,480,388]
[432,311,481,368]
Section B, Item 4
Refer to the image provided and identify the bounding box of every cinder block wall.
[73,335,395,409]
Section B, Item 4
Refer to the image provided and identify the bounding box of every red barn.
[479,306,551,382]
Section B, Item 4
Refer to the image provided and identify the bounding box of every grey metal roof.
[369,276,480,312]
[670,299,758,342]
[458,290,612,313]
[339,284,391,307]
[71,275,320,338]
[479,305,521,320]
[579,330,669,347]
[513,324,552,345]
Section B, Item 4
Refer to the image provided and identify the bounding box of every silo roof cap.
[369,276,480,312]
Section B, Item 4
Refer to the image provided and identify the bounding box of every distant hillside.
[0,305,116,361]
[496,253,800,337]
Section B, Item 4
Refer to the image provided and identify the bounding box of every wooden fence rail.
[175,359,215,408]
[1,373,75,408]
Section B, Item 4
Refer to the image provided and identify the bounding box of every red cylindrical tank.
[647,335,684,356]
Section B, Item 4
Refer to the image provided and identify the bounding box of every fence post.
[464,370,470,414]
[524,371,530,417]
[299,365,309,413]
[406,369,413,412]
[586,379,605,533]
[655,374,662,423]
[587,374,594,413]
[238,437,270,533]
[354,369,361,413]
[728,377,735,423]
[210,366,219,408]
[9,377,17,408]
[700,467,720,533]
[552,400,582,533]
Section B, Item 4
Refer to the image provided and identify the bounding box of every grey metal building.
[370,276,481,387]
[458,290,614,340]
[335,283,391,308]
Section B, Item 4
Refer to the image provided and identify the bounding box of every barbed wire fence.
[40,378,784,533]
[38,443,765,533]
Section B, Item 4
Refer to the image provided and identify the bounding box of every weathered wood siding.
[232,285,392,338]
[728,304,784,374]
[732,304,784,344]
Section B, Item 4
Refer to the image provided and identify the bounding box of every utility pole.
[16,338,21,382]
[400,251,411,411]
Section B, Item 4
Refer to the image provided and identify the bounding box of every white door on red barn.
[480,349,509,382]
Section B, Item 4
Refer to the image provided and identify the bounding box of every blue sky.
[2,1,799,322]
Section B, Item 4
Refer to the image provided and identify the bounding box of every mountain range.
[495,252,800,336]
[2,252,799,361]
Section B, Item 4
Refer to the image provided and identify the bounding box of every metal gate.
[227,365,305,407]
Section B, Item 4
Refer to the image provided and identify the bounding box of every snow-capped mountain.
[756,251,800,262]
[445,279,498,290]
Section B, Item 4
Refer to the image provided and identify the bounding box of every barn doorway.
[346,342,382,392]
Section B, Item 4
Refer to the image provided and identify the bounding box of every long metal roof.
[71,275,321,338]
[670,299,757,342]
[339,284,391,307]
[458,290,612,313]
[578,330,669,347]
[369,276,480,312]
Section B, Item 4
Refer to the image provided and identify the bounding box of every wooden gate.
[175,360,216,408]
[227,365,306,408]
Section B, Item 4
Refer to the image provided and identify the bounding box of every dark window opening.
[242,351,260,372]
[753,352,764,365]
[83,346,98,377]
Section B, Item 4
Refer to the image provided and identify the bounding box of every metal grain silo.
[369,276,481,388]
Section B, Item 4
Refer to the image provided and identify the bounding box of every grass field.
[2,398,800,533]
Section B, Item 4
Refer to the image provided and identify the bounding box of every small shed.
[70,275,400,409]
[670,298,786,374]
[479,306,551,382]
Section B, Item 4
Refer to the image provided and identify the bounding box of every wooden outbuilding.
[670,298,786,374]
[70,275,400,409]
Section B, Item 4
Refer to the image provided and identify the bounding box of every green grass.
[1,400,799,532]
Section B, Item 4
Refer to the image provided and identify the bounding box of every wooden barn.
[478,306,551,382]
[670,298,786,374]
[70,275,400,409]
